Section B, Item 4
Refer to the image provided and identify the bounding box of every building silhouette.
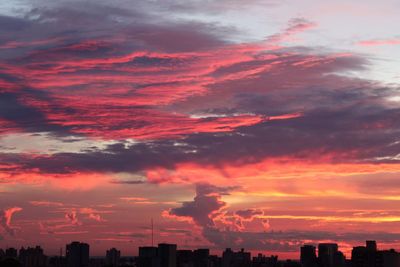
[380,249,400,267]
[176,249,193,267]
[351,241,400,267]
[137,243,177,267]
[252,253,278,267]
[300,245,317,267]
[6,247,18,259]
[19,246,46,267]
[138,246,160,267]
[2,239,400,267]
[222,248,251,267]
[193,249,210,267]
[105,248,120,267]
[318,243,338,267]
[66,242,89,267]
[158,243,177,267]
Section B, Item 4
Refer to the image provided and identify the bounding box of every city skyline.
[1,0,400,259]
[1,239,400,267]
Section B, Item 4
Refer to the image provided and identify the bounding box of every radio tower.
[151,218,154,247]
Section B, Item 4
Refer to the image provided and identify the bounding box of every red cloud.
[0,207,22,236]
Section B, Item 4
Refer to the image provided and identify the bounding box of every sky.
[0,0,400,259]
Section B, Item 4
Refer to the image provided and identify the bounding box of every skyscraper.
[222,248,251,267]
[193,249,209,267]
[366,240,377,252]
[66,242,89,267]
[222,248,234,267]
[158,243,177,267]
[138,246,160,267]
[5,248,18,259]
[106,248,120,267]
[318,243,338,267]
[19,246,47,267]
[300,245,317,267]
[352,246,367,267]
[366,240,377,267]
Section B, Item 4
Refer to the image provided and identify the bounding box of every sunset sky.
[1,0,400,259]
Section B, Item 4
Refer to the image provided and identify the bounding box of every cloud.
[267,17,317,45]
[120,197,176,205]
[65,210,80,225]
[0,207,22,236]
[110,179,145,185]
[167,184,231,227]
[30,200,64,207]
[1,5,394,177]
[235,209,264,220]
[64,207,107,224]
[164,185,400,251]
[357,38,400,46]
[79,208,105,222]
[2,34,394,182]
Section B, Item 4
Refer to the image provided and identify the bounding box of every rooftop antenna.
[151,218,154,247]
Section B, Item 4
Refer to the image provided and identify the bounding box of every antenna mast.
[151,218,154,247]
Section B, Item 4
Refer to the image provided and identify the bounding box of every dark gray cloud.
[165,183,400,251]
[235,209,263,220]
[3,99,398,175]
[169,184,229,227]
[109,179,145,185]
[0,91,71,134]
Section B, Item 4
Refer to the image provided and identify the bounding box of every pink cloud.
[30,201,64,207]
[267,17,317,45]
[65,210,80,225]
[79,208,105,222]
[357,38,400,46]
[0,207,23,236]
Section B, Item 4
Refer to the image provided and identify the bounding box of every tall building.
[351,241,400,267]
[300,245,317,267]
[318,243,338,267]
[106,248,120,267]
[366,241,377,252]
[252,253,278,267]
[193,249,209,267]
[158,243,177,267]
[66,242,89,267]
[222,248,251,267]
[138,246,160,267]
[333,251,346,267]
[379,249,400,267]
[177,249,193,267]
[222,248,234,267]
[352,246,367,267]
[5,248,18,259]
[366,240,377,267]
[19,246,47,267]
